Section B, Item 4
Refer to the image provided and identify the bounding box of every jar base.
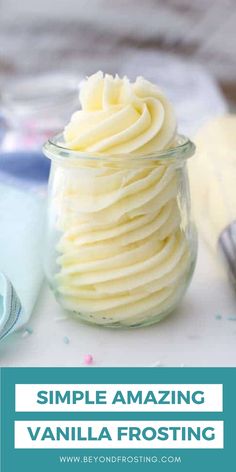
[49,240,197,329]
[63,304,178,329]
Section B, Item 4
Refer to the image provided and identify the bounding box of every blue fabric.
[0,151,47,341]
[0,151,50,188]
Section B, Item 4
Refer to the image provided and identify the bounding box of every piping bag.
[189,114,236,287]
[0,151,50,341]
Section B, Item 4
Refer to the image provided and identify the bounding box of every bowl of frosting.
[43,71,197,328]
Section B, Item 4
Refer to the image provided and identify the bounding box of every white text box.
[15,384,223,412]
[14,420,224,449]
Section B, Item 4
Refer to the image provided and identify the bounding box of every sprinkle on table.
[21,327,33,338]
[215,314,222,320]
[55,313,69,322]
[151,360,162,367]
[84,354,93,365]
[63,336,70,344]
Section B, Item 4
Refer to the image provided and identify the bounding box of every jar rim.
[43,133,195,164]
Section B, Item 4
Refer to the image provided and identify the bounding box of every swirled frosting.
[64,71,176,153]
[51,72,192,326]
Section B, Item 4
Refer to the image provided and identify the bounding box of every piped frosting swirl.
[49,72,193,326]
[64,72,176,154]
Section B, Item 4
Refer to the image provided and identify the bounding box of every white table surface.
[0,237,235,367]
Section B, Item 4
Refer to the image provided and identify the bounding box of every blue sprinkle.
[21,327,33,338]
[63,336,70,344]
[26,327,33,334]
[227,316,236,321]
[215,314,222,320]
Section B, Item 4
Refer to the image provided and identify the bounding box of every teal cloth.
[0,183,45,340]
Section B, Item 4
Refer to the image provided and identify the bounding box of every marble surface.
[0,237,235,367]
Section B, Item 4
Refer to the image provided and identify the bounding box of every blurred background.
[0,0,235,99]
[0,0,235,152]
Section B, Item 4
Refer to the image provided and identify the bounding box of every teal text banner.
[0,367,235,471]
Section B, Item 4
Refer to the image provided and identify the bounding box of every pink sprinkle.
[84,354,93,365]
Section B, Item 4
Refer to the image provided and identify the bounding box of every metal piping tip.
[218,221,236,288]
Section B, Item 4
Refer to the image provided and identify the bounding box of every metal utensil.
[218,221,236,288]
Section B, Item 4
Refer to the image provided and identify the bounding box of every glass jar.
[0,74,80,151]
[43,135,197,328]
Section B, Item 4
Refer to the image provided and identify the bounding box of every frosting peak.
[64,72,177,154]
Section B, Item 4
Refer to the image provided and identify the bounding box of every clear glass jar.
[0,74,80,151]
[43,135,197,328]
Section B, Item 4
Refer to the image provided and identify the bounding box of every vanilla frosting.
[189,114,236,250]
[64,72,176,154]
[50,72,193,326]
